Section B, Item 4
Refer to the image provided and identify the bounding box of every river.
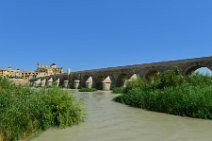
[31,91,212,141]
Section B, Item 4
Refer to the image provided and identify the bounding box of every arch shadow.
[94,75,107,90]
[116,73,130,87]
[144,70,160,81]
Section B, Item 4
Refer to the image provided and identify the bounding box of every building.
[0,67,22,78]
[21,71,39,80]
[0,64,64,79]
[35,63,64,76]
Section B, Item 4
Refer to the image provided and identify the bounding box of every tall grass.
[114,70,212,119]
[0,77,85,141]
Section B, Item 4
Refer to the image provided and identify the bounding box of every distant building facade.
[0,67,22,78]
[35,64,64,77]
[21,71,39,80]
[0,64,64,79]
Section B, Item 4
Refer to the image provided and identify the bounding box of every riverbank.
[0,77,85,141]
[114,70,212,119]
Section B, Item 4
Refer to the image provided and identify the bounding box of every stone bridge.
[30,56,212,90]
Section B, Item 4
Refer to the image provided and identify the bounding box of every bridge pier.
[129,74,138,81]
[55,78,60,87]
[102,76,112,91]
[86,76,93,88]
[34,79,41,87]
[41,79,46,87]
[74,80,80,89]
[29,81,33,87]
[63,80,69,88]
[120,74,138,87]
[47,78,53,87]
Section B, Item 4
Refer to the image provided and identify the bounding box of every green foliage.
[0,77,85,141]
[124,70,184,93]
[186,73,212,86]
[112,87,124,94]
[156,69,185,88]
[124,78,147,93]
[79,88,97,92]
[114,70,212,120]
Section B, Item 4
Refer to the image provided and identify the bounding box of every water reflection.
[31,91,212,141]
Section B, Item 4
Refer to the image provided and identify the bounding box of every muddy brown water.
[31,91,212,141]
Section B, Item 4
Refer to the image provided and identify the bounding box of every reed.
[0,77,85,141]
[114,71,212,119]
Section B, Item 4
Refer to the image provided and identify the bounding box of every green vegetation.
[79,88,97,92]
[114,70,212,119]
[112,87,124,94]
[0,77,85,141]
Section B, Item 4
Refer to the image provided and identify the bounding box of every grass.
[112,87,124,94]
[0,77,85,141]
[79,88,97,92]
[114,70,212,119]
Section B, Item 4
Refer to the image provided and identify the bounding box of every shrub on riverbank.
[114,70,212,119]
[112,87,124,94]
[79,88,97,92]
[0,77,85,141]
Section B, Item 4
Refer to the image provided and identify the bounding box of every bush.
[156,69,184,88]
[114,70,212,120]
[124,70,184,93]
[115,88,145,107]
[79,88,97,92]
[0,77,85,141]
[112,87,124,94]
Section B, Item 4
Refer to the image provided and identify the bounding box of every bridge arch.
[81,74,90,87]
[71,74,79,81]
[144,70,160,81]
[184,65,212,75]
[106,75,116,88]
[94,75,107,90]
[116,73,131,87]
[70,74,80,88]
[83,75,90,81]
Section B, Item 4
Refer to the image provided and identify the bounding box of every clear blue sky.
[0,0,211,72]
